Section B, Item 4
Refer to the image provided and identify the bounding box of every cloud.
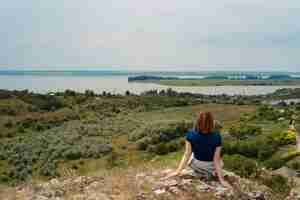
[0,0,299,71]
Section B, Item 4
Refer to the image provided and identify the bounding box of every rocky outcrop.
[135,169,272,200]
[16,176,111,200]
[11,168,300,200]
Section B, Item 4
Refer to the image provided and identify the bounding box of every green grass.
[52,104,256,179]
[0,161,9,174]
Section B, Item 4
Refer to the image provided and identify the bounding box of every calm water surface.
[0,75,299,96]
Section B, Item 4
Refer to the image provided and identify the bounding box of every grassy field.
[142,79,300,86]
[58,104,256,176]
[0,94,257,183]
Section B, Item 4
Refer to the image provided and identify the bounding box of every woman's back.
[166,112,230,188]
[186,129,221,161]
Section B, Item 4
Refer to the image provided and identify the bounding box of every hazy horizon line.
[0,67,299,73]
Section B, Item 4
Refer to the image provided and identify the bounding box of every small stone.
[196,184,210,192]
[163,179,178,187]
[154,188,166,195]
[136,173,146,179]
[32,195,49,200]
[50,179,60,186]
[39,190,54,198]
[253,192,265,200]
[86,192,110,200]
[169,186,180,194]
[54,189,65,197]
[71,194,86,200]
[180,179,192,185]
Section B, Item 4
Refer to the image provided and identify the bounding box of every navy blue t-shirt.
[186,129,222,161]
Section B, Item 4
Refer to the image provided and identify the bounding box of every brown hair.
[195,112,214,133]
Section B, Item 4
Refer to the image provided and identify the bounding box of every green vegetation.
[260,174,292,197]
[0,87,299,199]
[223,154,258,178]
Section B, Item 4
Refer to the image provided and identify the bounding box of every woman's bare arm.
[175,141,192,174]
[165,141,192,178]
[214,147,231,188]
[213,147,223,180]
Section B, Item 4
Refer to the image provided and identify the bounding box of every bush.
[4,120,13,128]
[39,162,57,177]
[260,175,291,195]
[130,120,193,146]
[63,149,82,160]
[269,130,296,146]
[222,136,277,160]
[150,143,169,155]
[288,160,300,170]
[0,174,10,183]
[0,99,34,116]
[263,157,286,170]
[136,137,150,150]
[223,140,257,157]
[223,154,258,178]
[228,123,262,140]
[166,140,182,152]
[21,94,64,111]
[256,105,282,120]
[106,151,120,168]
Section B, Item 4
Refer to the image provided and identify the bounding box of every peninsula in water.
[128,73,300,86]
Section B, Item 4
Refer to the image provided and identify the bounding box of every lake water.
[0,74,300,96]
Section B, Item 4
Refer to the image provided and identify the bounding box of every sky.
[0,0,300,72]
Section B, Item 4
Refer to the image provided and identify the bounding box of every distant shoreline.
[1,72,300,96]
[128,74,300,86]
[133,79,300,86]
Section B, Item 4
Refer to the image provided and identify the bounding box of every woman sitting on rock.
[166,112,231,188]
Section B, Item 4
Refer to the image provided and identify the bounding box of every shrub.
[17,126,25,133]
[223,154,258,178]
[257,144,277,161]
[130,120,193,146]
[228,123,262,140]
[0,99,34,116]
[263,157,286,170]
[222,136,277,160]
[21,94,64,111]
[0,174,10,183]
[260,175,291,195]
[256,105,281,120]
[63,149,82,160]
[148,140,183,155]
[234,140,259,158]
[106,151,119,168]
[39,162,57,177]
[4,120,13,128]
[288,160,300,170]
[136,137,150,150]
[150,143,169,155]
[34,122,46,132]
[269,130,296,146]
[166,140,182,152]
